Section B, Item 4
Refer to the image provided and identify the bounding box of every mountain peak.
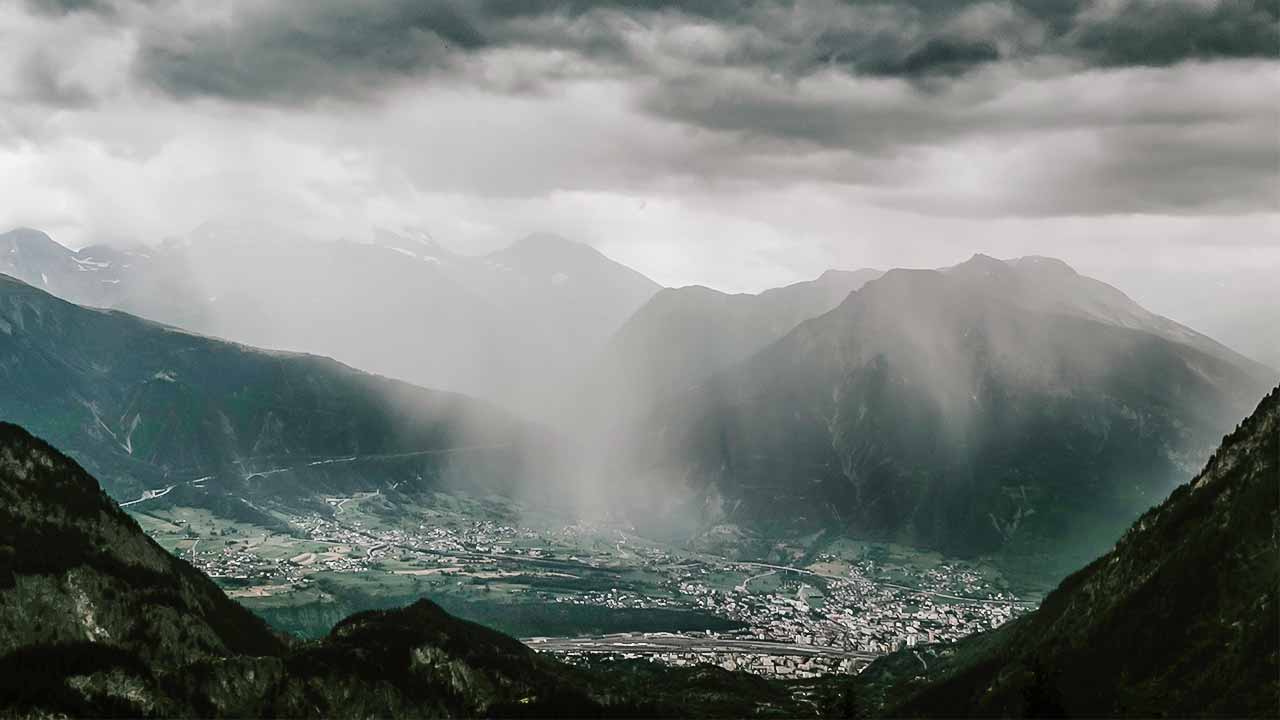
[947,253,1082,281]
[3,226,52,239]
[1,227,69,252]
[485,233,661,308]
[1009,255,1079,277]
[495,233,601,261]
[517,232,578,247]
[816,267,881,284]
[946,252,1016,279]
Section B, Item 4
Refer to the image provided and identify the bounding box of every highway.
[732,561,1032,607]
[523,632,879,662]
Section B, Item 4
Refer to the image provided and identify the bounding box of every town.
[136,494,1034,680]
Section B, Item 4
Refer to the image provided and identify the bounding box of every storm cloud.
[0,0,1276,346]
[125,1,1279,103]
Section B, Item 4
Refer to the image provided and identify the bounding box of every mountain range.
[4,225,1276,583]
[0,226,660,420]
[0,272,548,515]
[616,255,1275,575]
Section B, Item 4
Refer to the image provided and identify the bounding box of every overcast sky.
[1,0,1277,311]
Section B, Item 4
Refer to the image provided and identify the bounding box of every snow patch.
[388,246,417,259]
[551,272,569,286]
[121,413,141,455]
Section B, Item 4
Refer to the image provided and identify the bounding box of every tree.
[1022,658,1068,718]
[824,676,862,719]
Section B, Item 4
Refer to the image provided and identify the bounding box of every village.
[153,498,1033,679]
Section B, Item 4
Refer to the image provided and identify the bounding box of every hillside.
[627,257,1275,575]
[0,273,545,512]
[859,384,1280,718]
[0,421,287,715]
[0,422,813,718]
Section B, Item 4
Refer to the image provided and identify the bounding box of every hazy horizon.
[9,220,1278,373]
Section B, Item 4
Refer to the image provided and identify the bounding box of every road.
[523,633,879,662]
[733,561,1030,607]
[242,444,515,481]
[736,569,777,593]
[119,444,514,507]
[119,484,176,507]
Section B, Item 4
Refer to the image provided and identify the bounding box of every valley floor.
[130,490,1039,680]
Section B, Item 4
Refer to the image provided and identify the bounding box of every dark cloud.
[873,38,1002,76]
[1073,0,1280,67]
[879,120,1280,217]
[137,1,488,103]
[124,1,1280,106]
[23,0,116,16]
[8,0,1278,218]
[637,53,1278,217]
[1047,121,1280,215]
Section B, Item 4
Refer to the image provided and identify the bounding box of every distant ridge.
[598,267,882,402]
[0,227,662,417]
[623,256,1276,575]
[0,271,543,512]
[945,253,1269,374]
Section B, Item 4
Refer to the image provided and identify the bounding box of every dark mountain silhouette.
[857,384,1280,718]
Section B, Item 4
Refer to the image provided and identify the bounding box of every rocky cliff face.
[0,421,286,716]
